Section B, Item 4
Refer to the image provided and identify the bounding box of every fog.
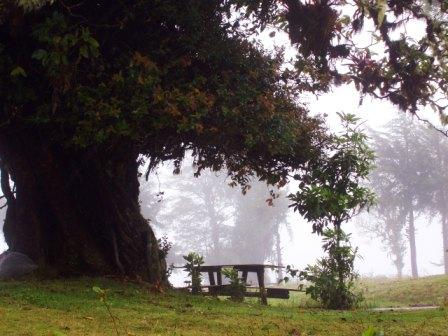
[130,70,447,285]
[136,142,445,287]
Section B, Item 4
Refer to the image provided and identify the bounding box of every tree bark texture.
[408,207,418,278]
[0,130,165,282]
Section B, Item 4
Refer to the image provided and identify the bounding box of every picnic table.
[178,264,287,305]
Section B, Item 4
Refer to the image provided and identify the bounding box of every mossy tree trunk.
[0,130,165,282]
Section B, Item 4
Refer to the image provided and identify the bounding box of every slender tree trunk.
[394,252,404,278]
[275,228,283,282]
[208,205,221,264]
[0,131,165,282]
[408,207,419,278]
[442,214,448,275]
[333,221,345,291]
[391,232,404,278]
[435,140,448,275]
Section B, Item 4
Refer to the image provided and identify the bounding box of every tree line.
[139,163,290,281]
[363,117,448,277]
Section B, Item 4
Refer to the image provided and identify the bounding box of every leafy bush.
[222,268,246,302]
[183,252,204,294]
[299,228,363,309]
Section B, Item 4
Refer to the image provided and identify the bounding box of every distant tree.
[151,165,238,264]
[422,129,448,274]
[370,117,433,278]
[141,162,292,272]
[230,182,290,265]
[358,204,407,278]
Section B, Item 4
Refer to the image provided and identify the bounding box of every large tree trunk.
[408,207,418,278]
[0,131,165,283]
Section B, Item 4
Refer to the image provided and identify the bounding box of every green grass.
[278,274,448,309]
[359,275,448,308]
[0,277,447,335]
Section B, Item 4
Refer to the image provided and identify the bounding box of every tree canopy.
[0,0,327,187]
[2,0,448,180]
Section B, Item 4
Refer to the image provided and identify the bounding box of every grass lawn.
[0,276,447,335]
[359,275,448,308]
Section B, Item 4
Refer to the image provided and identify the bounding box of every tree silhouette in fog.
[140,163,291,273]
[369,118,434,278]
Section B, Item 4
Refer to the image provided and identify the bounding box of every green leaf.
[79,46,89,58]
[32,49,48,61]
[92,286,104,294]
[362,326,384,336]
[88,36,100,49]
[10,66,27,77]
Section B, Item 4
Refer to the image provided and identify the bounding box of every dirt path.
[370,306,440,312]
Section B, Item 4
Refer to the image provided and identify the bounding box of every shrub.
[222,267,246,302]
[299,228,363,309]
[183,252,204,294]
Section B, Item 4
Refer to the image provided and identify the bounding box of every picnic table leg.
[256,270,267,305]
[217,270,222,286]
[242,271,248,284]
[208,272,216,286]
[208,271,217,296]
